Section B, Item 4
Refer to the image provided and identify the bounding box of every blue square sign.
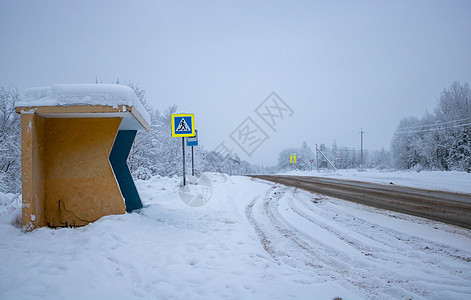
[171,113,195,137]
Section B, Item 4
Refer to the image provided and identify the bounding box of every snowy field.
[1,172,471,299]
[278,169,471,194]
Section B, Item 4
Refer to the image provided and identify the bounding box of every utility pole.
[360,128,364,168]
[315,144,319,169]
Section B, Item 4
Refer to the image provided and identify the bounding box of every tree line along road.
[249,175,471,229]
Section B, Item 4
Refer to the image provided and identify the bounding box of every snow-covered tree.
[297,142,314,170]
[277,147,299,171]
[392,82,471,171]
[0,85,21,193]
[391,116,422,169]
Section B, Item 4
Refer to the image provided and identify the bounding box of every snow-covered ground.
[1,172,470,299]
[278,169,471,194]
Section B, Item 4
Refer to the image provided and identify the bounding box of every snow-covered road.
[247,180,471,298]
[1,173,470,299]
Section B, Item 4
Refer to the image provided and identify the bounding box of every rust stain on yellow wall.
[20,115,126,229]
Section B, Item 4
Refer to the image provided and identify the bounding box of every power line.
[395,122,471,134]
[396,117,471,130]
[334,130,359,144]
[327,117,471,150]
[366,119,471,135]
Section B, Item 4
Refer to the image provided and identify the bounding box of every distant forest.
[1,81,470,194]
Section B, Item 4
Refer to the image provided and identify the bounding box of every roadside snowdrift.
[1,173,470,299]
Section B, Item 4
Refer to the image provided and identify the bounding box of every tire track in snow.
[245,196,276,258]
[246,187,426,299]
[295,190,471,265]
[285,191,471,295]
[267,188,434,299]
[251,175,471,229]
[246,190,336,277]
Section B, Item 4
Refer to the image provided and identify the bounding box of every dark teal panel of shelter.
[109,130,143,212]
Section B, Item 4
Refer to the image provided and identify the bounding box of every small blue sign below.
[187,130,198,146]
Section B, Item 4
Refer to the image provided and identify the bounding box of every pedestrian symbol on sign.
[171,113,195,137]
[171,113,196,186]
[177,118,190,132]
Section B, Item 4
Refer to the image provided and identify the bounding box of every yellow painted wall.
[20,113,46,230]
[21,115,126,229]
[43,117,125,227]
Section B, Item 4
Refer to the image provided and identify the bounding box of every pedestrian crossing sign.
[290,154,296,164]
[171,113,195,137]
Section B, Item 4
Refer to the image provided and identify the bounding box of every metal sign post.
[171,113,195,186]
[182,137,186,185]
[191,146,194,176]
[187,130,198,177]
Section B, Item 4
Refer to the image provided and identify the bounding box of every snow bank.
[0,192,20,214]
[278,169,471,194]
[0,174,355,300]
[0,192,21,228]
[15,84,151,126]
[1,173,470,299]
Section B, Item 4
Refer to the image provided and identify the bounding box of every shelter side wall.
[43,117,125,227]
[21,113,46,230]
[109,130,143,212]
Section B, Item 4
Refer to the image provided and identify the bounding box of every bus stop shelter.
[15,84,151,230]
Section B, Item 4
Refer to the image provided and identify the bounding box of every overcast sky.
[1,0,470,166]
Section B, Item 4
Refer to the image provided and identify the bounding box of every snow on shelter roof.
[15,84,151,131]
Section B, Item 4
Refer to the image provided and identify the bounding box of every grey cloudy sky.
[1,0,470,166]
